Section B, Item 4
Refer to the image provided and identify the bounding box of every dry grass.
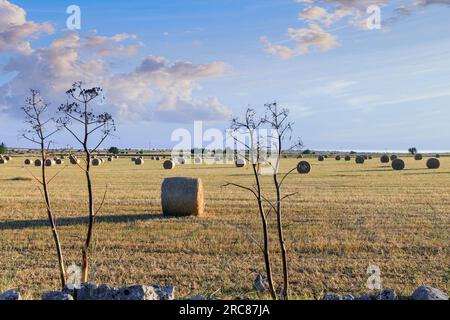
[0,156,449,299]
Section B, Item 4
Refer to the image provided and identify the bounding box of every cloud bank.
[262,0,450,59]
[0,0,231,123]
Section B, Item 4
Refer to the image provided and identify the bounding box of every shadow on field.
[0,213,176,230]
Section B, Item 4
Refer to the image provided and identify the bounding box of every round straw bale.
[108,157,113,162]
[178,157,186,165]
[0,158,7,164]
[163,160,175,170]
[426,158,440,169]
[69,156,80,165]
[435,154,440,158]
[324,155,328,159]
[392,159,405,171]
[390,155,398,161]
[131,157,136,162]
[235,158,246,168]
[161,177,204,216]
[363,155,368,160]
[318,155,324,162]
[155,157,160,161]
[345,155,351,161]
[414,154,423,161]
[24,159,31,165]
[135,158,144,165]
[369,156,373,160]
[297,161,311,174]
[194,157,202,164]
[335,155,341,161]
[150,156,155,160]
[56,159,64,165]
[45,159,55,167]
[355,155,365,164]
[297,155,303,159]
[34,159,42,166]
[92,158,102,166]
[380,155,390,163]
[4,156,11,161]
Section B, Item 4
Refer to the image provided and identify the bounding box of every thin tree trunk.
[252,164,277,300]
[40,141,67,288]
[273,173,289,300]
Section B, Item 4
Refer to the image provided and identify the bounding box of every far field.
[0,155,449,299]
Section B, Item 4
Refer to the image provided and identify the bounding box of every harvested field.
[0,156,448,299]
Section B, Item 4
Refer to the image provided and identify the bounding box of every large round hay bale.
[163,160,175,170]
[0,158,7,164]
[318,155,325,162]
[56,159,64,165]
[426,158,440,169]
[297,161,311,174]
[392,159,405,171]
[161,177,204,216]
[178,157,186,165]
[390,155,398,161]
[4,156,11,161]
[194,157,202,164]
[345,155,351,161]
[34,159,42,167]
[414,154,423,161]
[92,158,102,166]
[24,159,31,165]
[135,158,144,165]
[45,159,55,167]
[235,158,246,168]
[335,155,341,161]
[355,156,365,164]
[380,155,390,163]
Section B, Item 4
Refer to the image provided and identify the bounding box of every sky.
[0,0,449,152]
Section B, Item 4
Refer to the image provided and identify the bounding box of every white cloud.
[0,1,231,124]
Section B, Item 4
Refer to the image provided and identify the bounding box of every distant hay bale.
[435,154,440,158]
[297,161,311,174]
[345,155,351,161]
[24,159,31,165]
[4,156,11,161]
[135,158,144,165]
[380,155,390,163]
[363,155,368,160]
[155,157,160,161]
[0,158,7,164]
[235,158,246,168]
[355,156,365,164]
[163,160,175,170]
[177,157,186,165]
[324,155,328,159]
[131,157,136,162]
[194,157,202,164]
[392,159,405,171]
[45,159,55,167]
[414,154,423,161]
[390,155,398,161]
[426,158,440,169]
[369,156,373,160]
[56,159,64,165]
[318,156,324,162]
[297,155,303,159]
[69,156,80,165]
[34,159,42,167]
[150,156,155,160]
[92,158,102,166]
[108,157,113,162]
[161,177,204,217]
[335,155,341,161]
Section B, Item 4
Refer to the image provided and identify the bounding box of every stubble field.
[0,155,449,299]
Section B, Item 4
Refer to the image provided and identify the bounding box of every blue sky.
[1,0,449,151]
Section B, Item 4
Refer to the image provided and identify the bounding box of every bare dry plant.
[58,81,115,282]
[21,89,67,288]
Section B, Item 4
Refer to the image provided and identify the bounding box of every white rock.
[411,285,448,300]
